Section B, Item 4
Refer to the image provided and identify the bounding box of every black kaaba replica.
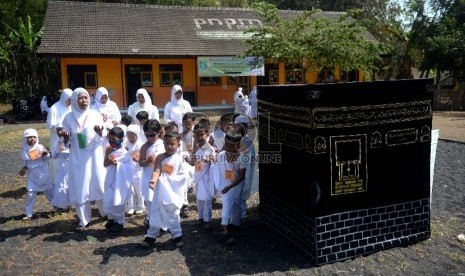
[257,79,434,265]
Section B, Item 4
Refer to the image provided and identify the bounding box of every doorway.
[125,65,152,106]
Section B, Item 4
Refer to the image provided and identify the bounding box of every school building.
[38,1,367,109]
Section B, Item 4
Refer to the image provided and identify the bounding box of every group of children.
[19,109,257,247]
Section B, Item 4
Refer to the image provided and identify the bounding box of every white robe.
[91,87,122,124]
[149,152,188,230]
[21,144,53,192]
[104,146,133,206]
[249,87,258,119]
[50,140,71,208]
[127,89,159,125]
[164,85,193,133]
[141,139,165,203]
[47,89,72,183]
[62,109,106,204]
[194,142,216,201]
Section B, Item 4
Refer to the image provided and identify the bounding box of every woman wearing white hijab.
[91,87,121,126]
[61,87,107,231]
[163,84,193,133]
[40,96,50,115]
[46,88,73,184]
[234,87,244,113]
[127,88,159,126]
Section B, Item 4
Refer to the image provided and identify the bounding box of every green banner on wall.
[197,56,264,77]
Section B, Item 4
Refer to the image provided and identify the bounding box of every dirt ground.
[0,112,464,275]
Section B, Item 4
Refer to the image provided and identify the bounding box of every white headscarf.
[71,87,90,128]
[136,88,153,109]
[170,84,184,105]
[22,128,39,152]
[125,124,142,153]
[93,87,110,110]
[60,88,73,106]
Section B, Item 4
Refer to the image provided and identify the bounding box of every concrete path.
[433,111,465,143]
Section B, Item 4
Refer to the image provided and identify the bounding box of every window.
[84,72,97,88]
[67,65,97,89]
[159,64,182,87]
[318,68,335,83]
[340,70,359,82]
[227,76,238,85]
[257,63,279,85]
[285,64,304,84]
[200,77,221,86]
[269,70,279,84]
[141,72,152,86]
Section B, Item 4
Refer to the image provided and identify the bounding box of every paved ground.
[432,111,465,143]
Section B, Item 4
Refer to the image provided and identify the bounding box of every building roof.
[39,1,351,57]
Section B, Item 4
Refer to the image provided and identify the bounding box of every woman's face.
[100,94,108,104]
[77,93,89,110]
[65,99,71,107]
[137,94,145,104]
[174,91,182,100]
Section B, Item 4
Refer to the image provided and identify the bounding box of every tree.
[243,2,382,74]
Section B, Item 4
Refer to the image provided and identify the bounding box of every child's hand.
[131,151,140,162]
[61,131,70,140]
[108,157,117,165]
[149,180,155,190]
[94,125,103,137]
[19,166,27,176]
[148,154,156,165]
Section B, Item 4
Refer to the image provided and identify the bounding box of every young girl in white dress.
[19,128,54,220]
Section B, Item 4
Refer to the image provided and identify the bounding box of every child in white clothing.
[19,128,54,220]
[209,113,233,153]
[139,119,165,226]
[141,131,188,248]
[192,121,216,229]
[125,124,144,215]
[103,126,133,234]
[213,129,246,245]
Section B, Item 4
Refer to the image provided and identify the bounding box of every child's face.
[164,136,180,154]
[194,129,208,147]
[126,132,138,144]
[108,134,123,149]
[221,121,233,132]
[224,139,240,154]
[182,119,194,132]
[139,118,148,126]
[144,130,159,144]
[26,136,37,146]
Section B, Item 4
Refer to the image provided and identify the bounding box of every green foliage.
[0,79,16,103]
[243,2,382,73]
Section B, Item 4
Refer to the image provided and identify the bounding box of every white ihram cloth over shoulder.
[91,87,122,124]
[140,139,165,203]
[164,85,193,133]
[212,151,246,196]
[20,129,53,192]
[61,88,106,205]
[127,88,159,126]
[104,146,133,206]
[194,142,216,201]
[149,152,188,229]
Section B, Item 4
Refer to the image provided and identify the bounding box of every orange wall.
[60,57,362,108]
